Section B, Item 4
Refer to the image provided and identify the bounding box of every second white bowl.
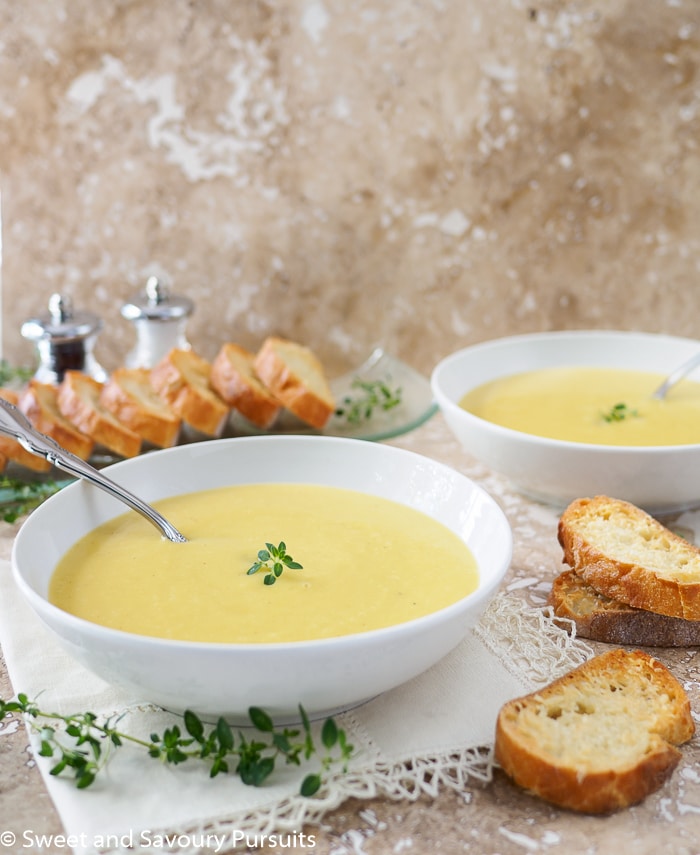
[431,330,700,514]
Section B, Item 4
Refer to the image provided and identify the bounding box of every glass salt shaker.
[121,275,194,369]
[21,293,107,385]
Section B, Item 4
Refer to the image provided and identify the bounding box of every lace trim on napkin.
[474,593,594,687]
[94,593,592,854]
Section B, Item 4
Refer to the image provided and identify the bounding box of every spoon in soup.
[0,397,188,543]
[651,352,700,400]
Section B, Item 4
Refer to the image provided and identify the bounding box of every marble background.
[1,0,700,378]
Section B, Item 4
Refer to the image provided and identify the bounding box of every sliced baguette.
[558,495,700,621]
[0,388,51,473]
[150,348,229,437]
[57,371,141,458]
[549,569,700,647]
[210,343,282,430]
[253,337,335,430]
[100,368,181,448]
[18,380,94,461]
[495,648,694,814]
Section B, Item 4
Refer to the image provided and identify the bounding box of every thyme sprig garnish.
[601,402,639,423]
[0,476,70,523]
[0,360,34,388]
[247,541,303,585]
[335,378,403,424]
[0,694,353,795]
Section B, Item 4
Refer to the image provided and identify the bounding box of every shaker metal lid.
[21,293,104,343]
[121,275,194,322]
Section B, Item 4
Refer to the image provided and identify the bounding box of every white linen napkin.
[0,559,590,855]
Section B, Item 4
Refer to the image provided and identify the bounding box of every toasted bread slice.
[0,388,51,472]
[549,569,700,647]
[100,368,181,448]
[150,348,229,436]
[18,381,94,460]
[253,337,334,430]
[210,343,282,430]
[57,371,141,458]
[558,495,700,621]
[495,648,694,814]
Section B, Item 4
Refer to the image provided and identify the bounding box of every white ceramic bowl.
[431,330,700,514]
[12,435,512,723]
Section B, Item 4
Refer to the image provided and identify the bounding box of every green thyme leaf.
[300,773,322,797]
[249,707,274,733]
[321,717,338,750]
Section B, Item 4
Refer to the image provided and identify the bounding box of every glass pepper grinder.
[21,293,107,385]
[121,275,194,369]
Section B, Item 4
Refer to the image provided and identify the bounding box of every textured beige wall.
[1,0,700,378]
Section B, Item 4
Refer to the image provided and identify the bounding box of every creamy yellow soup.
[49,483,479,643]
[459,366,700,446]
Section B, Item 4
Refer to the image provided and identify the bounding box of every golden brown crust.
[18,380,94,460]
[549,570,700,647]
[100,368,181,448]
[494,649,694,814]
[150,349,229,436]
[0,388,51,472]
[558,496,700,621]
[253,337,334,430]
[57,371,141,458]
[496,712,682,814]
[210,343,281,429]
[0,435,44,472]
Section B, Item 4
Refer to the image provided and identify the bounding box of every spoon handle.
[652,351,700,400]
[0,397,187,543]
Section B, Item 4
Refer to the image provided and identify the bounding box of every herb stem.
[1,694,353,794]
[0,476,71,523]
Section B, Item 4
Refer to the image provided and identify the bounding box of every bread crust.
[150,349,229,436]
[18,380,94,460]
[254,337,334,430]
[57,371,141,458]
[558,496,700,621]
[0,388,51,472]
[494,649,694,814]
[549,570,700,647]
[100,368,181,448]
[210,343,281,429]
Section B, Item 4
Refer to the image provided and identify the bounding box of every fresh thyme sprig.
[601,402,639,423]
[335,378,403,425]
[0,476,70,523]
[0,360,34,388]
[247,541,303,585]
[0,694,353,795]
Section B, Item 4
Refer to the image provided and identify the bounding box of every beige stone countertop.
[1,414,700,855]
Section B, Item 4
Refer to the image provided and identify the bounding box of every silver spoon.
[0,397,187,543]
[651,352,700,400]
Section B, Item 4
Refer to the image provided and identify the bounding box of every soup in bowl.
[431,330,700,513]
[12,435,512,722]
